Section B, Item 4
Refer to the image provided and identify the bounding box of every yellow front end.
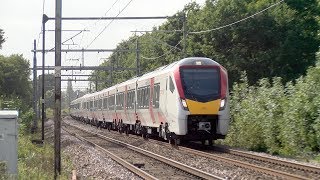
[185,99,221,115]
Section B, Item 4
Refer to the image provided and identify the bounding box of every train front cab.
[174,58,230,144]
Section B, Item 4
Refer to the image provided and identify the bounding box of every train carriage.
[70,57,230,145]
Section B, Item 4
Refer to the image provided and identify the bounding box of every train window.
[126,90,134,109]
[103,98,108,109]
[98,99,102,109]
[118,93,124,110]
[153,84,160,108]
[131,91,135,109]
[121,93,124,109]
[108,95,115,110]
[131,91,134,109]
[116,92,123,110]
[143,88,146,108]
[138,89,141,108]
[146,87,150,108]
[169,76,175,93]
[116,94,119,110]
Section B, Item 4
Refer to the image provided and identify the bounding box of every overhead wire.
[138,32,182,51]
[85,0,134,49]
[70,0,121,65]
[139,0,284,60]
[140,39,183,60]
[78,0,121,48]
[36,0,46,48]
[189,0,284,34]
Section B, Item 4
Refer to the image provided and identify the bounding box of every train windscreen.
[180,68,220,102]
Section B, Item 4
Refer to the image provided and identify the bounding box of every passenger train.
[70,57,230,145]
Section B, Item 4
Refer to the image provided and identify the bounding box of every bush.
[19,109,35,132]
[226,65,320,156]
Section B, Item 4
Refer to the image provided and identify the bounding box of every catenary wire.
[140,39,183,60]
[138,32,182,51]
[85,0,134,49]
[36,0,46,48]
[78,0,121,48]
[71,0,120,63]
[189,0,284,34]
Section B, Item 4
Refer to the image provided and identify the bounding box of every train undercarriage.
[70,115,224,146]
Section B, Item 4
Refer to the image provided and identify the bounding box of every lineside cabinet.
[0,110,18,175]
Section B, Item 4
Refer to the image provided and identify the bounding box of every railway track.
[62,122,224,180]
[179,144,316,180]
[212,145,320,175]
[95,125,318,179]
[65,118,320,179]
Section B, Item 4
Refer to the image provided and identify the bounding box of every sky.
[0,0,206,90]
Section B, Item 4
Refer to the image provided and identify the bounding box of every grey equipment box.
[0,110,18,174]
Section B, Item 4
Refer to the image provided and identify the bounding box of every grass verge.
[17,128,73,179]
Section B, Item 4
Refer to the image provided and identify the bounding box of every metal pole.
[82,48,84,66]
[38,81,41,120]
[32,39,38,133]
[136,38,140,76]
[54,0,62,178]
[182,13,187,58]
[41,14,47,142]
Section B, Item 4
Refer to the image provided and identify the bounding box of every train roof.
[137,57,221,80]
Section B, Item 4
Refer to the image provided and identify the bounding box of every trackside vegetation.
[0,99,73,179]
[18,121,73,179]
[0,53,73,178]
[225,58,320,158]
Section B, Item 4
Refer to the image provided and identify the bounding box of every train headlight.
[180,98,189,111]
[219,98,226,111]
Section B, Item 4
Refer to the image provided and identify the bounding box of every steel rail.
[177,146,310,180]
[214,146,320,174]
[63,122,224,180]
[62,126,157,180]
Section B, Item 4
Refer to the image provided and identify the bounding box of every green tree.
[0,54,32,109]
[0,29,5,49]
[187,0,320,84]
[91,0,320,88]
[66,79,75,107]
